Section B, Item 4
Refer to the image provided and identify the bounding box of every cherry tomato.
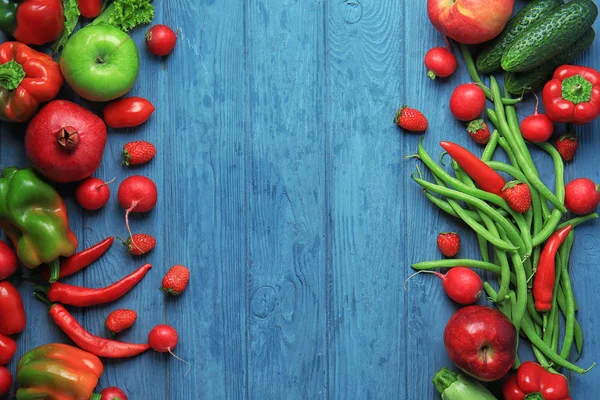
[78,0,102,18]
[0,333,16,365]
[104,97,155,129]
[101,387,129,400]
[0,366,11,396]
[0,240,17,280]
[76,177,112,211]
[450,83,486,121]
[146,25,177,56]
[0,282,26,335]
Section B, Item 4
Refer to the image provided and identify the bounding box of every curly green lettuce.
[91,0,154,32]
[51,0,80,54]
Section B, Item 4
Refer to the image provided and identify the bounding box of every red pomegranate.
[25,100,107,183]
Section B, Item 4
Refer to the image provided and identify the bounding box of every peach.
[428,0,515,45]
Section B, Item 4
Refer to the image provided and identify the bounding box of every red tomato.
[0,240,17,280]
[146,25,178,56]
[0,333,16,365]
[103,97,155,129]
[450,83,486,121]
[0,282,26,335]
[78,0,102,18]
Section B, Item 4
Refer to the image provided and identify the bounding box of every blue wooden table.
[1,0,599,398]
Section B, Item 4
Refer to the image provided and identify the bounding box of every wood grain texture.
[0,1,599,399]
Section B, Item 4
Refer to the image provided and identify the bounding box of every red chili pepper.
[0,332,16,365]
[440,141,506,195]
[503,361,571,400]
[542,65,600,125]
[48,263,152,307]
[533,225,573,312]
[40,301,150,358]
[78,0,102,18]
[41,237,114,282]
[0,281,25,335]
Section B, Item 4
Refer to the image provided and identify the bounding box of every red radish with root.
[424,36,457,80]
[76,177,115,211]
[520,93,554,143]
[118,176,158,240]
[149,324,191,374]
[405,267,483,305]
[565,178,600,215]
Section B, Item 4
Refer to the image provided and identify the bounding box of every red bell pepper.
[0,281,26,335]
[542,65,600,125]
[0,42,63,122]
[0,0,64,45]
[440,141,506,195]
[503,361,571,400]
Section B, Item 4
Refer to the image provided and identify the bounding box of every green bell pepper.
[0,167,77,281]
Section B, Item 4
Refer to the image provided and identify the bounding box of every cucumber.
[501,0,598,72]
[476,0,563,74]
[505,28,596,95]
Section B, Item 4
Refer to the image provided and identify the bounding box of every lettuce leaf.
[91,0,154,32]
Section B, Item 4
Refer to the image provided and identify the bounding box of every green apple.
[60,25,139,102]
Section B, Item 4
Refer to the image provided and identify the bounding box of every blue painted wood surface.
[0,0,599,398]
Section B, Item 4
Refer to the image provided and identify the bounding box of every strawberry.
[394,105,428,132]
[502,181,532,214]
[123,141,156,166]
[161,265,190,295]
[466,119,490,145]
[556,135,579,162]
[118,234,156,256]
[105,309,137,334]
[437,232,460,257]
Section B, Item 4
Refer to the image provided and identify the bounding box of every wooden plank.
[245,0,327,398]
[325,1,406,398]
[161,0,247,399]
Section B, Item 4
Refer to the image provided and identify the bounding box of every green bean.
[540,198,551,221]
[557,286,584,359]
[505,244,527,332]
[532,143,566,246]
[527,292,544,326]
[558,213,599,230]
[551,310,560,353]
[522,314,595,374]
[413,177,521,251]
[481,130,500,162]
[559,231,576,359]
[525,209,534,230]
[460,44,492,100]
[497,137,519,167]
[412,259,502,274]
[489,77,566,213]
[452,163,490,264]
[423,191,486,222]
[504,93,540,175]
[417,140,530,256]
[543,251,562,347]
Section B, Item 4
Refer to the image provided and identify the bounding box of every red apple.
[444,306,516,382]
[427,0,515,45]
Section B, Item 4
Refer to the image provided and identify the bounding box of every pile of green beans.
[410,47,597,375]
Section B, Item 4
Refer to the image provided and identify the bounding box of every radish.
[405,267,483,305]
[100,387,128,400]
[565,178,600,215]
[148,324,191,374]
[520,93,554,143]
[148,324,178,353]
[76,177,115,211]
[449,83,486,121]
[424,37,456,80]
[118,176,158,238]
